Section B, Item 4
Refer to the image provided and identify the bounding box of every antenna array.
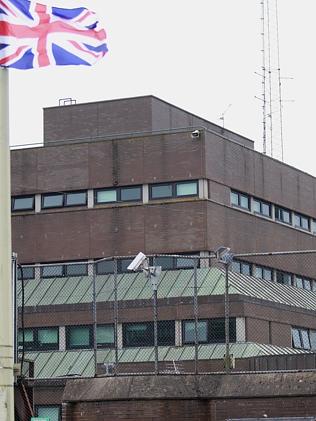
[258,0,290,162]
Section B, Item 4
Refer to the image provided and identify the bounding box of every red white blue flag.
[0,0,108,69]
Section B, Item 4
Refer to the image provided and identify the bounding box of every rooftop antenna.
[219,104,232,129]
[258,0,292,162]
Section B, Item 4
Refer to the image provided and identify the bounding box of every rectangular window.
[97,325,115,348]
[12,195,35,212]
[41,264,64,278]
[154,256,175,270]
[230,191,250,210]
[176,181,198,197]
[294,213,310,231]
[122,321,175,347]
[231,260,251,276]
[37,328,59,350]
[255,265,273,281]
[209,318,236,343]
[183,320,208,344]
[295,276,304,289]
[123,322,153,347]
[96,260,114,275]
[96,189,117,204]
[42,193,64,209]
[18,327,59,351]
[301,329,311,349]
[65,263,88,277]
[292,328,302,348]
[310,331,316,350]
[66,326,92,349]
[37,406,61,421]
[275,206,291,224]
[276,271,292,286]
[253,198,272,217]
[304,278,312,291]
[312,219,316,234]
[65,191,87,207]
[18,266,35,280]
[150,183,173,199]
[120,186,142,202]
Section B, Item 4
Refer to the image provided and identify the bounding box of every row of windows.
[11,180,199,212]
[18,318,237,351]
[232,260,316,291]
[17,255,198,280]
[292,327,316,350]
[231,190,316,233]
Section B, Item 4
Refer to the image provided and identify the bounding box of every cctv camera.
[127,252,148,271]
[191,130,201,139]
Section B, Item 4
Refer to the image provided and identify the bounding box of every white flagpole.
[0,67,14,421]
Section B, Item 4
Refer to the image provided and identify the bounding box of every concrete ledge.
[63,372,316,402]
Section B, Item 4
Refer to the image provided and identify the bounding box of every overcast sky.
[9,0,316,176]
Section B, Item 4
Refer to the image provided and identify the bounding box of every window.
[154,256,174,270]
[295,276,304,289]
[42,193,63,209]
[254,265,273,281]
[18,266,35,280]
[41,264,64,278]
[95,186,142,204]
[253,198,271,217]
[66,325,92,349]
[275,206,291,224]
[65,263,88,277]
[183,320,208,344]
[292,327,316,350]
[176,181,198,197]
[231,260,251,276]
[150,184,173,199]
[37,406,61,421]
[96,260,114,275]
[65,191,87,206]
[97,325,115,348]
[18,327,59,351]
[182,318,236,345]
[294,212,310,231]
[276,271,292,286]
[230,191,250,210]
[42,191,87,209]
[149,181,198,200]
[12,195,34,212]
[122,321,175,347]
[312,219,316,234]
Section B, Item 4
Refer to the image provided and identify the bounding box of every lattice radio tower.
[258,0,289,161]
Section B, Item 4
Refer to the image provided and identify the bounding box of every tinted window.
[65,263,88,277]
[65,191,87,206]
[123,322,153,347]
[209,318,236,343]
[97,325,115,347]
[12,196,34,211]
[18,266,35,280]
[37,328,59,350]
[96,260,114,274]
[41,265,64,278]
[37,406,60,421]
[120,186,142,201]
[150,184,173,199]
[292,328,302,348]
[42,194,64,209]
[183,320,208,344]
[67,326,92,349]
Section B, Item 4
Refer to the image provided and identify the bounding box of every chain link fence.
[15,250,316,382]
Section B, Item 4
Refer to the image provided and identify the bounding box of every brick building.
[12,96,316,420]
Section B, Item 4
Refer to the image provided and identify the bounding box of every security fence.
[15,250,316,380]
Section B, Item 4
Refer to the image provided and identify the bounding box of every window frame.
[294,212,310,231]
[275,205,292,225]
[231,260,252,276]
[36,405,61,421]
[11,195,35,212]
[122,321,175,347]
[253,197,272,218]
[230,190,250,211]
[254,265,273,281]
[42,190,87,209]
[66,325,93,350]
[18,266,35,280]
[182,318,236,345]
[149,180,199,201]
[18,327,59,351]
[96,324,115,348]
[95,185,142,205]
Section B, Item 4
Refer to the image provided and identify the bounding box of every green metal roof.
[17,267,316,311]
[24,342,311,379]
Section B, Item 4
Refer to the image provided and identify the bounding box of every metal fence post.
[114,258,119,374]
[92,262,98,377]
[224,262,230,374]
[193,258,199,374]
[151,270,159,375]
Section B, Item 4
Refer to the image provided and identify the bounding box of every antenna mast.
[259,0,287,161]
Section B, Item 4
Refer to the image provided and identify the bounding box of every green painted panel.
[96,276,115,302]
[119,348,141,363]
[156,271,179,299]
[52,277,83,305]
[25,278,56,306]
[166,270,194,298]
[124,273,149,301]
[115,274,130,301]
[66,278,92,304]
[133,347,154,362]
[67,350,94,376]
[51,351,81,378]
[119,273,143,300]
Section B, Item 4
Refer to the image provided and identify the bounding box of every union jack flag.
[0,0,108,69]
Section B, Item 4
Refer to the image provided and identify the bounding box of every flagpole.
[0,67,14,421]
